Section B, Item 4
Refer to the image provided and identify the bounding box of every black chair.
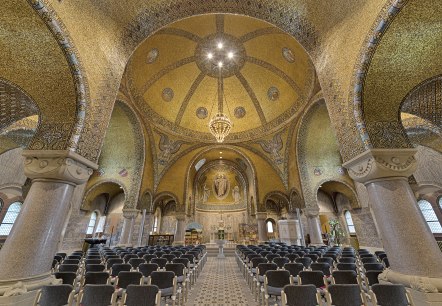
[305,254,318,262]
[299,271,326,290]
[122,285,161,306]
[86,264,105,272]
[166,263,188,303]
[77,284,117,306]
[85,259,102,266]
[371,284,414,306]
[364,270,383,289]
[338,257,356,264]
[116,271,143,291]
[295,257,312,268]
[162,254,176,263]
[54,272,77,286]
[128,258,146,269]
[148,271,177,306]
[317,256,334,266]
[332,270,358,284]
[83,271,110,285]
[281,284,321,306]
[143,254,157,263]
[110,263,132,278]
[327,284,365,306]
[33,284,74,306]
[106,258,124,270]
[139,263,159,278]
[151,258,168,269]
[263,270,292,305]
[283,263,304,282]
[266,254,280,262]
[255,263,277,302]
[57,264,78,273]
[273,257,290,269]
[336,263,357,272]
[62,259,80,265]
[361,257,378,264]
[363,263,384,272]
[310,262,331,276]
[53,255,63,264]
[286,254,300,262]
[124,254,138,263]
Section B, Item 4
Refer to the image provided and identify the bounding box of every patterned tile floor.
[186,256,258,306]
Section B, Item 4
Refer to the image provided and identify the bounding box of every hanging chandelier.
[208,59,233,143]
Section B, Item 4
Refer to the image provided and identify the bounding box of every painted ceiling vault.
[126,14,316,143]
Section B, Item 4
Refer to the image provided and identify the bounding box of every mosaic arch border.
[352,0,410,149]
[153,191,181,212]
[81,179,127,211]
[183,145,259,214]
[313,178,361,210]
[114,100,146,210]
[289,187,304,211]
[138,189,154,212]
[27,0,90,151]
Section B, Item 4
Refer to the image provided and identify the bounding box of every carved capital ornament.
[342,149,417,184]
[22,150,98,185]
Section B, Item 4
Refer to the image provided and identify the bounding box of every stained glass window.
[344,210,356,234]
[0,202,22,236]
[418,200,442,233]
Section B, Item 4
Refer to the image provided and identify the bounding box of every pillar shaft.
[366,178,442,277]
[256,212,267,243]
[0,150,96,294]
[344,148,442,293]
[174,214,186,245]
[306,214,323,245]
[119,209,138,246]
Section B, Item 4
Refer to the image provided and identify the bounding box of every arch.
[266,218,276,234]
[0,201,22,236]
[288,188,304,211]
[153,192,180,213]
[263,191,289,213]
[81,180,126,211]
[86,211,98,235]
[27,0,90,154]
[138,189,154,212]
[314,179,361,210]
[352,0,409,149]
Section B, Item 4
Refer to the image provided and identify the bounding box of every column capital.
[305,208,320,218]
[342,148,417,184]
[176,213,186,221]
[122,208,139,219]
[23,150,98,185]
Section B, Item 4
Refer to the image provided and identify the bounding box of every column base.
[0,290,38,306]
[0,273,58,297]
[409,290,442,306]
[173,241,184,246]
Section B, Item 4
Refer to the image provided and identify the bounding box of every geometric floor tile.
[185,256,258,306]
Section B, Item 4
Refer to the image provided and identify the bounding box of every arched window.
[418,200,442,233]
[266,220,274,233]
[153,216,159,233]
[0,199,3,214]
[86,211,98,235]
[439,197,442,211]
[0,202,22,236]
[344,210,356,234]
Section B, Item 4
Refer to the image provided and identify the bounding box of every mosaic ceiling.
[126,14,315,143]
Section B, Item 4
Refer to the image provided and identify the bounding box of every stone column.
[174,213,186,245]
[0,150,96,296]
[344,149,442,303]
[256,212,267,243]
[305,209,323,245]
[119,209,138,246]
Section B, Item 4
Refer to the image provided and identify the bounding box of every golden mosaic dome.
[127,14,316,143]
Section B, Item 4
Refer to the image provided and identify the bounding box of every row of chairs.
[35,244,207,306]
[236,244,414,306]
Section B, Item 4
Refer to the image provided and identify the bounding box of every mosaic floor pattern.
[186,256,258,306]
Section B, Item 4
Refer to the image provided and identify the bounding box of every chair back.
[366,270,383,286]
[172,258,190,268]
[273,257,290,269]
[257,263,278,276]
[310,262,331,276]
[251,257,268,268]
[372,284,410,306]
[361,257,378,264]
[86,264,105,272]
[149,271,175,289]
[151,258,167,269]
[139,263,159,277]
[106,258,124,269]
[58,264,78,273]
[128,258,146,269]
[62,259,80,265]
[54,272,76,286]
[162,254,176,262]
[124,285,160,306]
[85,259,102,265]
[317,257,334,266]
[165,263,185,277]
[117,271,143,289]
[282,284,318,306]
[299,271,325,288]
[110,263,131,277]
[286,254,299,262]
[295,257,312,268]
[80,284,115,306]
[283,263,304,277]
[265,270,291,288]
[338,257,356,264]
[36,285,73,306]
[364,263,384,272]
[336,263,357,271]
[84,272,109,285]
[328,284,363,306]
[143,254,157,263]
[332,270,358,284]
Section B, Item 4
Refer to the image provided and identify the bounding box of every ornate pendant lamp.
[209,62,233,143]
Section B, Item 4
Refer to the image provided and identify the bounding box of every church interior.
[0,0,441,305]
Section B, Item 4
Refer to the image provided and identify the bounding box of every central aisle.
[186,256,258,306]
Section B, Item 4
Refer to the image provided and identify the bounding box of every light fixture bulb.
[227,52,234,59]
[218,61,223,67]
[207,52,213,59]
[217,42,223,49]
